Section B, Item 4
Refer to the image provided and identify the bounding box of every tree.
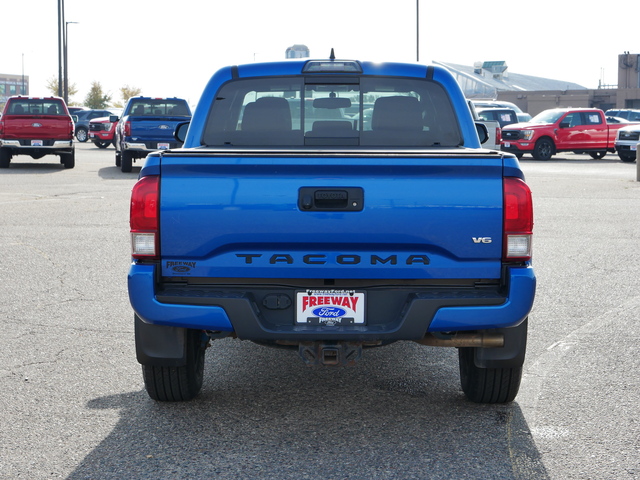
[120,85,142,105]
[84,81,112,109]
[45,76,79,104]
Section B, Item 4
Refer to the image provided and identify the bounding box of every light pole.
[63,21,78,104]
[58,0,64,97]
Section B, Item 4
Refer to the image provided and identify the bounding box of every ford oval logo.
[172,265,191,273]
[158,124,170,130]
[32,123,42,128]
[312,307,347,317]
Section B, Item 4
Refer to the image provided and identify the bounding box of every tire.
[619,152,636,163]
[121,150,133,172]
[459,347,523,403]
[95,141,111,149]
[61,150,75,169]
[76,127,88,142]
[0,148,11,168]
[142,328,207,402]
[115,151,121,167]
[532,138,554,160]
[589,151,606,160]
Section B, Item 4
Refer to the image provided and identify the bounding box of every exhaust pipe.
[415,332,504,348]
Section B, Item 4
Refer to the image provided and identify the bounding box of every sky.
[2,0,638,107]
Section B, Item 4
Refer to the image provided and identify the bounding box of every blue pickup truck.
[112,96,191,172]
[128,57,536,403]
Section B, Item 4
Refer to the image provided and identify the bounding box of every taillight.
[69,120,75,136]
[496,126,502,144]
[130,175,159,259]
[124,121,131,137]
[503,177,533,261]
[0,120,4,135]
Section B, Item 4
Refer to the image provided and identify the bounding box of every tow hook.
[298,341,362,366]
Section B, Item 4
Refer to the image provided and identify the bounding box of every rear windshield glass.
[128,99,190,116]
[202,76,462,147]
[8,99,65,115]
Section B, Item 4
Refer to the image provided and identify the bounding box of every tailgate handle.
[299,187,363,211]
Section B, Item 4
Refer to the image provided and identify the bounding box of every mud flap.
[473,318,528,369]
[135,314,187,367]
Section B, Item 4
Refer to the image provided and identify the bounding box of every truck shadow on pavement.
[69,340,549,480]
[0,162,68,173]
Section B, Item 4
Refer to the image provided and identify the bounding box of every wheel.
[619,152,636,163]
[61,150,75,169]
[142,328,207,401]
[115,151,121,167]
[0,148,11,168]
[589,151,606,160]
[121,150,133,172]
[95,141,111,149]
[76,127,88,142]
[532,138,554,160]
[458,347,523,403]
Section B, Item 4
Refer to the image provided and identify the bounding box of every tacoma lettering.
[235,253,429,265]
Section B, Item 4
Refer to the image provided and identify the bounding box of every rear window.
[202,76,462,147]
[128,99,190,116]
[8,99,65,115]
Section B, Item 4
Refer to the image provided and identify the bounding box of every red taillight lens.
[0,120,4,135]
[124,121,131,137]
[130,175,159,259]
[496,126,502,144]
[503,177,533,261]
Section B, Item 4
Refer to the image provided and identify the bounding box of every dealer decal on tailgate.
[296,290,365,325]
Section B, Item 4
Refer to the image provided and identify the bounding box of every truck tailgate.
[2,115,70,139]
[157,151,505,280]
[129,116,186,140]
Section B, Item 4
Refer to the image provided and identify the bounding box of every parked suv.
[605,109,640,122]
[74,109,118,142]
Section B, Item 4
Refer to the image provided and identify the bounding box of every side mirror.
[475,122,489,144]
[109,115,119,123]
[174,122,190,143]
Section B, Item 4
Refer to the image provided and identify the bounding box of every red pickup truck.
[0,96,75,168]
[501,108,631,160]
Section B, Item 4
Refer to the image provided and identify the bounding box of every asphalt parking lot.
[1,143,639,479]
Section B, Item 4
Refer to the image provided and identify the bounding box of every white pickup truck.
[468,101,500,150]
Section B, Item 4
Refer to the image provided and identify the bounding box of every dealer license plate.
[504,142,510,148]
[31,140,43,146]
[157,142,170,150]
[296,290,365,325]
[632,144,637,151]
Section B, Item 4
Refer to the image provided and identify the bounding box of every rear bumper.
[129,263,536,340]
[1,139,73,151]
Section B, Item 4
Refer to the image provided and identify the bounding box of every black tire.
[76,127,88,142]
[589,151,606,160]
[61,150,75,169]
[619,152,636,163]
[458,346,523,404]
[115,151,121,167]
[0,148,11,168]
[121,150,133,172]
[532,138,554,160]
[142,328,207,402]
[95,141,111,149]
